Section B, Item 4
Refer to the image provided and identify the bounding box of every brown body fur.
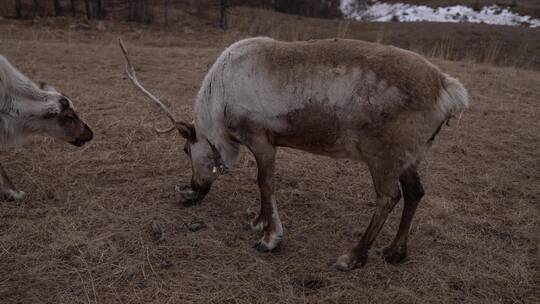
[222,39,448,166]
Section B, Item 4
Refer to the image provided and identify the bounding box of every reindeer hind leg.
[382,164,424,264]
[334,161,401,271]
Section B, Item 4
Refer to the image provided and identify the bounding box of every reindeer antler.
[119,38,178,134]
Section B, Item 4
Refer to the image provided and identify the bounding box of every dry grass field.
[0,14,539,304]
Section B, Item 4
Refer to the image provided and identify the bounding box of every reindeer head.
[119,39,225,205]
[30,83,93,147]
[177,126,228,205]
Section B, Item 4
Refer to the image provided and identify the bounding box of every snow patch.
[340,1,540,28]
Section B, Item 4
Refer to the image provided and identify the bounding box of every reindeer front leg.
[0,163,25,201]
[247,137,283,252]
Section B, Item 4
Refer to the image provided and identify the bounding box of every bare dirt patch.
[0,19,538,304]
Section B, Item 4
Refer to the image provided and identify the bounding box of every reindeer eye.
[43,112,56,119]
[63,115,76,124]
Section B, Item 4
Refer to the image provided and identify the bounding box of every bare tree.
[33,0,40,17]
[84,0,91,19]
[15,0,22,18]
[220,0,228,29]
[127,0,153,24]
[95,0,105,19]
[91,0,98,18]
[95,0,100,18]
[164,0,170,26]
[54,0,63,16]
[71,0,76,17]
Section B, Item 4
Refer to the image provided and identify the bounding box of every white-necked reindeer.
[120,37,468,271]
[0,55,93,201]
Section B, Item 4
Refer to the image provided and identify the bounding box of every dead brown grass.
[0,16,539,304]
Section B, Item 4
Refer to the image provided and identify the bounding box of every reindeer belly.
[273,102,366,159]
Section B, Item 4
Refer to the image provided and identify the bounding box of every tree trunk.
[33,0,40,17]
[96,0,105,19]
[15,0,22,18]
[128,0,133,21]
[143,0,153,24]
[96,0,101,19]
[101,0,106,18]
[91,0,98,18]
[220,0,228,29]
[84,0,91,19]
[54,0,63,16]
[71,0,76,17]
[164,0,170,26]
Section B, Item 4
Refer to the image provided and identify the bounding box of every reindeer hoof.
[333,254,354,272]
[382,246,407,264]
[253,234,282,253]
[253,240,281,253]
[244,208,265,231]
[245,207,257,220]
[243,220,263,231]
[253,241,271,253]
[182,199,200,207]
[175,185,204,207]
[333,250,368,271]
[249,219,265,232]
[11,190,26,200]
[1,190,26,201]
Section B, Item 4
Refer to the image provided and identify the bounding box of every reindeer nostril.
[82,126,93,141]
[59,97,69,109]
[86,128,94,141]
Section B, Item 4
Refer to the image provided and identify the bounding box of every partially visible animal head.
[23,82,93,147]
[119,39,224,205]
[0,55,93,148]
[181,130,223,203]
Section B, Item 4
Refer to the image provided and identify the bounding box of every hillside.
[0,16,538,304]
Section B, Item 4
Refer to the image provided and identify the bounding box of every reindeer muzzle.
[175,183,211,206]
[69,125,94,147]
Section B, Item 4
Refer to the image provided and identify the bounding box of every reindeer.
[119,37,468,271]
[0,55,93,201]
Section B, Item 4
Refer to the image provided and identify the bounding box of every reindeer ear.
[38,82,58,93]
[177,122,196,142]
